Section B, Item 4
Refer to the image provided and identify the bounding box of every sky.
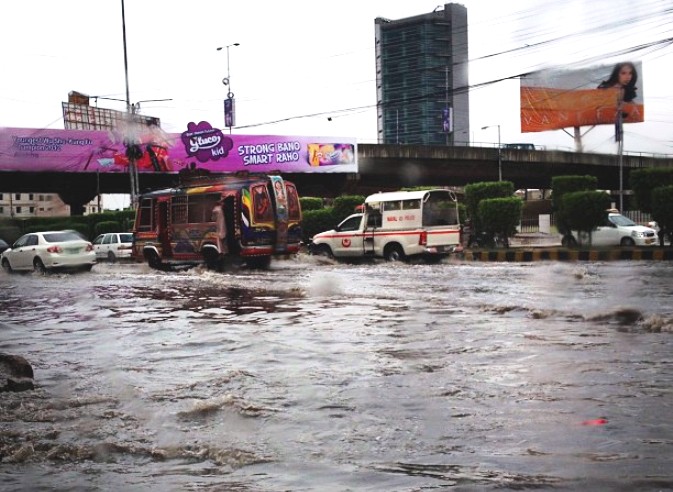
[2,1,673,209]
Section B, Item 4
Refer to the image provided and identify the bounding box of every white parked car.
[92,232,134,262]
[1,230,96,273]
[562,212,658,247]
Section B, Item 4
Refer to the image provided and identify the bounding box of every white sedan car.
[92,232,134,262]
[563,212,658,247]
[1,230,96,273]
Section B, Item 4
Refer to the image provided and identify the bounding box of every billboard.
[520,61,644,133]
[0,122,358,174]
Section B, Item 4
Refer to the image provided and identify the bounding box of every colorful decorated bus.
[132,171,302,270]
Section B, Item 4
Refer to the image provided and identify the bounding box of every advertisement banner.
[520,61,644,133]
[0,123,358,174]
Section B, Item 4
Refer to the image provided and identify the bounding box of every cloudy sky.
[2,0,672,162]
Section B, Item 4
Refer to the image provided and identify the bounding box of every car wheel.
[33,257,47,275]
[82,264,93,272]
[107,251,117,263]
[1,258,12,274]
[620,237,636,247]
[384,244,406,262]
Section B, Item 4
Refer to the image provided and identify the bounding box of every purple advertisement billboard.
[0,122,358,174]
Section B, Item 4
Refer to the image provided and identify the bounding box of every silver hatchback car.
[92,232,134,262]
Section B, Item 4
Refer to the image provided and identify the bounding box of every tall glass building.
[375,4,469,146]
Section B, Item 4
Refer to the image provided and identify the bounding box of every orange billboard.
[521,62,644,133]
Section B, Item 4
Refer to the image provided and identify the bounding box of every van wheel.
[384,244,406,262]
[145,251,162,270]
[2,258,13,273]
[620,237,635,247]
[314,244,333,258]
[107,251,117,263]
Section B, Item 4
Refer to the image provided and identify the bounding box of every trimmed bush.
[300,197,324,212]
[478,197,523,246]
[301,208,339,243]
[562,191,611,246]
[630,168,673,213]
[332,195,365,222]
[551,175,598,236]
[464,181,514,232]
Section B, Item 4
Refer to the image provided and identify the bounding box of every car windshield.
[43,231,85,243]
[120,233,134,243]
[610,214,637,227]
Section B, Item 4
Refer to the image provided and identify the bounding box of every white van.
[309,189,461,261]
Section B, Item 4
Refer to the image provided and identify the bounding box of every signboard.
[520,61,644,132]
[0,123,358,174]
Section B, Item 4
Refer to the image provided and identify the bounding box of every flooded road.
[1,257,673,491]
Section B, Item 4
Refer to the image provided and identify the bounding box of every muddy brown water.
[1,257,672,491]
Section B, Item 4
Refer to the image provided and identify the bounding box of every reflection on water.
[1,258,673,491]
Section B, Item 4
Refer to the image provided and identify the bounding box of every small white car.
[92,232,134,262]
[1,230,96,273]
[563,212,658,247]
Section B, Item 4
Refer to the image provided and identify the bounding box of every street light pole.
[217,43,240,134]
[481,124,502,181]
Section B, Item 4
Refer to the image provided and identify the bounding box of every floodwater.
[1,256,673,491]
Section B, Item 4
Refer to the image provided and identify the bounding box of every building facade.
[0,192,104,218]
[375,3,469,146]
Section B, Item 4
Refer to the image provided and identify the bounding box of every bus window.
[286,183,301,221]
[137,198,154,231]
[252,184,274,223]
[172,196,188,224]
[187,193,219,224]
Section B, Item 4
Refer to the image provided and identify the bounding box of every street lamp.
[481,124,502,181]
[216,43,240,133]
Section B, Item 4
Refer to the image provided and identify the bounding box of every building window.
[29,207,35,214]
[16,206,22,214]
[15,193,21,200]
[0,193,3,200]
[29,194,34,200]
[0,207,4,214]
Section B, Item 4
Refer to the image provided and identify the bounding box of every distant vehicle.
[133,172,302,271]
[0,239,9,255]
[502,143,536,150]
[562,211,658,247]
[92,232,134,262]
[1,231,96,274]
[309,189,461,262]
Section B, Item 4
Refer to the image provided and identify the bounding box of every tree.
[464,181,514,234]
[478,197,523,248]
[551,175,598,238]
[562,191,611,247]
[630,168,673,214]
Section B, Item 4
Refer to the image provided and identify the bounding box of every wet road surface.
[1,256,672,491]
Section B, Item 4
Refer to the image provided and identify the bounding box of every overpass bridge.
[2,144,673,213]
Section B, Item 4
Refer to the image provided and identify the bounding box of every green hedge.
[94,221,122,235]
[301,208,339,243]
[300,197,324,211]
[332,195,365,221]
